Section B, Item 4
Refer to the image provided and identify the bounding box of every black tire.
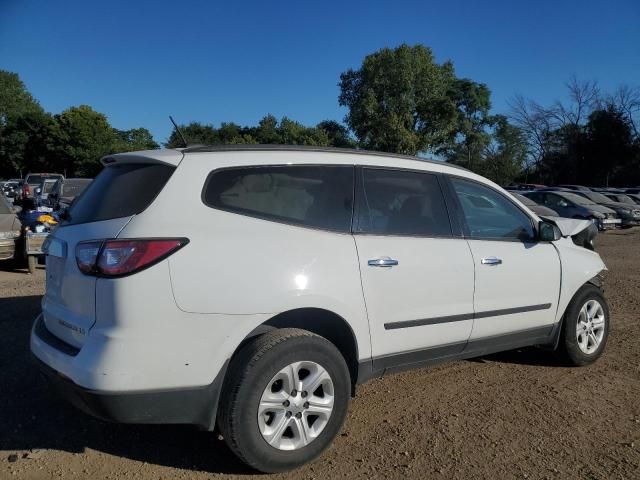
[558,284,610,366]
[27,255,37,274]
[217,328,351,473]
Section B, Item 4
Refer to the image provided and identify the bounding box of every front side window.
[451,178,535,241]
[355,168,452,236]
[203,165,354,232]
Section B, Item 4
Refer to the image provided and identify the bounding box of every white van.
[31,146,609,472]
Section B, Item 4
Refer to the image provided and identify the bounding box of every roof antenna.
[169,115,188,147]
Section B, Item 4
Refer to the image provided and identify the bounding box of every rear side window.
[66,163,174,225]
[203,165,354,232]
[355,168,452,236]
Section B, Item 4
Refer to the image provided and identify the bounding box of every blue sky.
[1,0,638,145]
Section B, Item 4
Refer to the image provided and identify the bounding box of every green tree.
[442,79,493,170]
[49,105,119,176]
[114,127,159,152]
[0,70,47,176]
[165,122,220,148]
[481,115,528,185]
[316,120,356,148]
[338,44,457,155]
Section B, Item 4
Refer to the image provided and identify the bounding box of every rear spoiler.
[101,149,184,167]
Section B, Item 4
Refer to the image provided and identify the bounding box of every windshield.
[512,193,536,206]
[563,192,596,205]
[583,192,612,203]
[614,195,636,205]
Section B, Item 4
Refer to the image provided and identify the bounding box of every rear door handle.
[368,257,399,267]
[481,257,502,266]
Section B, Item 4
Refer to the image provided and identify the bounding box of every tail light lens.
[23,184,30,196]
[75,238,188,277]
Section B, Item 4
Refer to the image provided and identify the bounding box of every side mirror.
[539,221,561,242]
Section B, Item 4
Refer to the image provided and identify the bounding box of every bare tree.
[508,94,554,177]
[606,85,640,136]
[548,76,600,127]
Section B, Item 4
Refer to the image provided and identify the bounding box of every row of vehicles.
[0,174,92,273]
[506,184,640,231]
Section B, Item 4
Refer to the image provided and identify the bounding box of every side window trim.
[201,164,356,234]
[442,174,539,243]
[353,165,456,239]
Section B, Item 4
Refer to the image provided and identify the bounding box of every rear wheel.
[558,285,609,366]
[217,328,351,473]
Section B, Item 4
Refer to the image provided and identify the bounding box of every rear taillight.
[23,184,30,196]
[75,238,188,277]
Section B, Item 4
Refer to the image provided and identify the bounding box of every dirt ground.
[1,230,639,480]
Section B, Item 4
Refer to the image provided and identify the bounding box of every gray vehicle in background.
[509,192,560,217]
[603,193,640,206]
[19,173,64,202]
[48,178,92,211]
[523,190,620,230]
[572,190,640,228]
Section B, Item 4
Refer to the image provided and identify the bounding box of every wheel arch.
[551,276,606,350]
[236,308,361,394]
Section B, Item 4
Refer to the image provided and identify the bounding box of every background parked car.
[508,192,560,217]
[35,178,59,208]
[1,180,20,200]
[523,190,619,230]
[603,193,640,206]
[572,190,640,228]
[0,196,22,261]
[48,178,93,211]
[18,173,64,203]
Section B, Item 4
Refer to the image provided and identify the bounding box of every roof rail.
[180,144,468,171]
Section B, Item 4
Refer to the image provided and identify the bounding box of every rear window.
[66,163,174,225]
[203,165,354,232]
[26,174,62,185]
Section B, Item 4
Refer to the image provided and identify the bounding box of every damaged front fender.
[541,216,598,251]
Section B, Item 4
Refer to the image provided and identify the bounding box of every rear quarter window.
[65,163,174,225]
[203,165,354,232]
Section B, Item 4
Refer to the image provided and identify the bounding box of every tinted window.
[203,166,354,232]
[356,168,451,236]
[451,178,535,241]
[66,163,174,225]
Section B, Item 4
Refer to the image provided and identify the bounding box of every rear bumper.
[31,314,225,430]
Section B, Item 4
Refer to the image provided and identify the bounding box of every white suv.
[31,146,609,472]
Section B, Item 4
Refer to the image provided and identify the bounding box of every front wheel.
[558,285,609,366]
[217,328,351,473]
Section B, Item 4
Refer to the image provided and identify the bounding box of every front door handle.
[481,257,502,266]
[368,257,399,267]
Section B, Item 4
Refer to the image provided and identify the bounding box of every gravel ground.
[1,230,639,479]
